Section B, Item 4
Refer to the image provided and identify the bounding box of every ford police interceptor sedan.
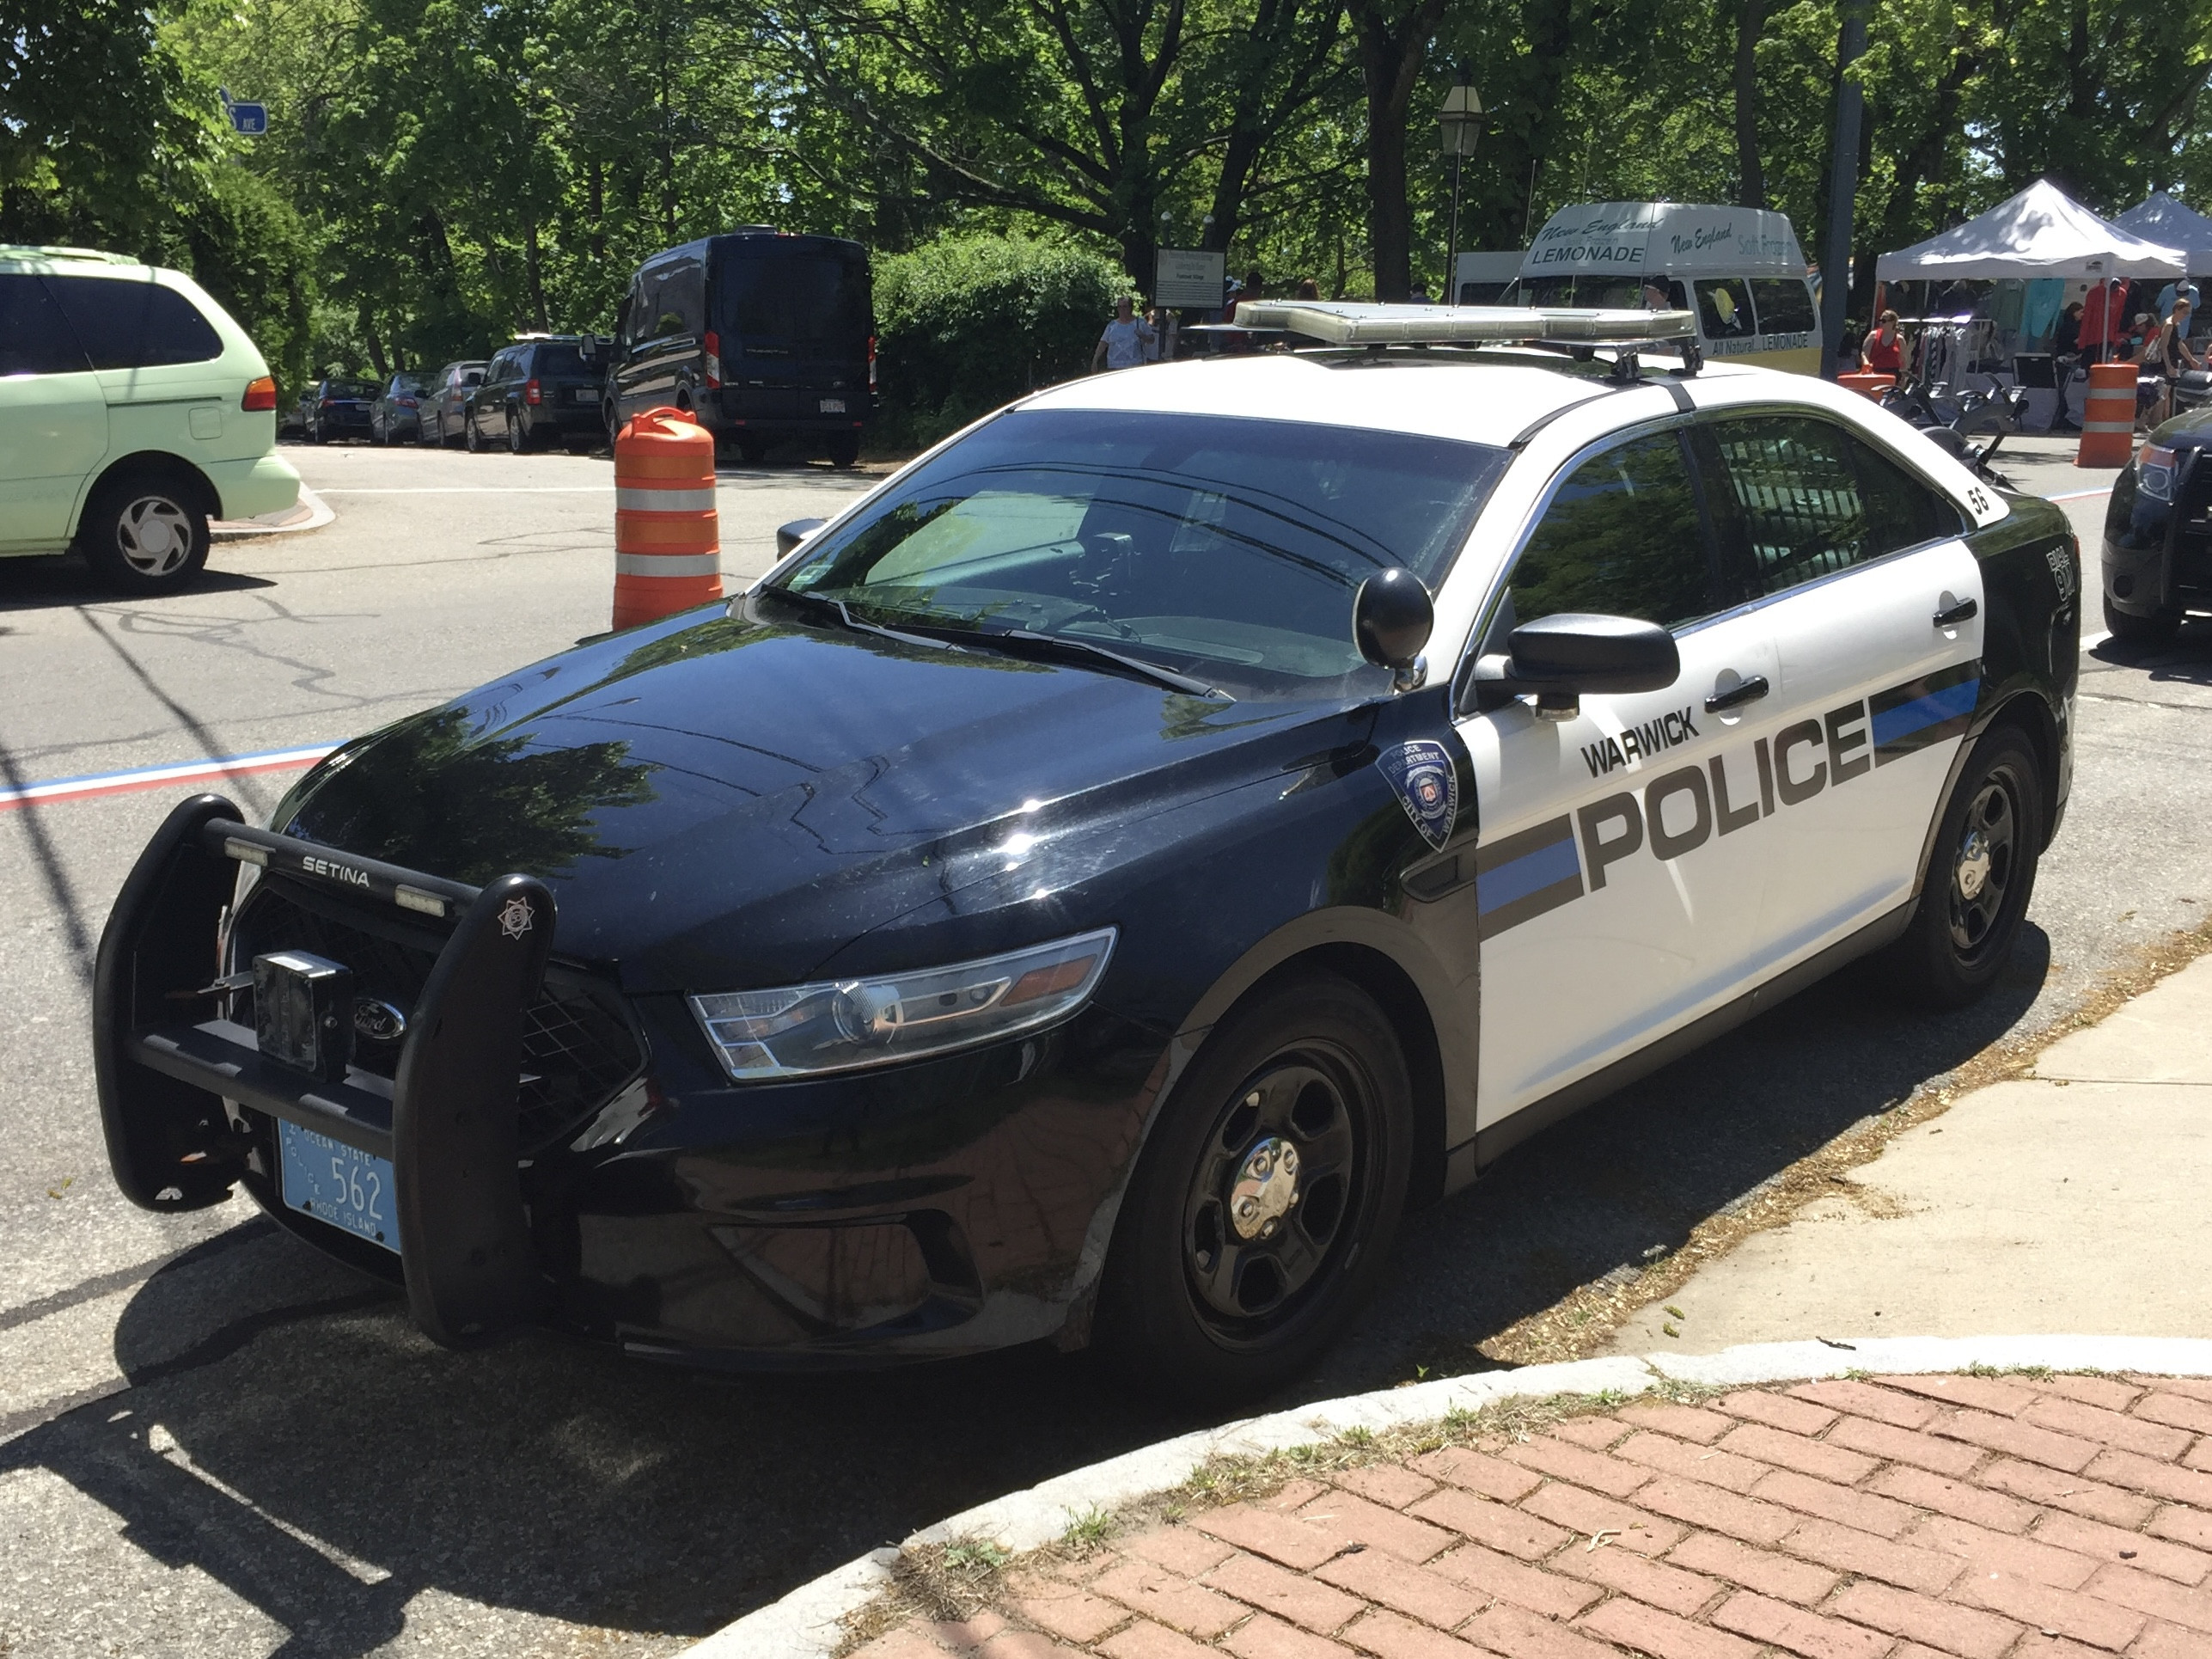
[95,304,2077,1401]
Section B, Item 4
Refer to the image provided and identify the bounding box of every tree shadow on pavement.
[3,922,2050,1652]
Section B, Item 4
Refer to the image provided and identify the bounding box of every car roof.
[1018,349,1767,450]
[0,244,144,272]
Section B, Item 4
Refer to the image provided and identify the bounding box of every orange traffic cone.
[2075,362,2139,468]
[613,407,723,629]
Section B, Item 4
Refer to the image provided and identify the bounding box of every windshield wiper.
[772,587,969,653]
[986,627,1231,701]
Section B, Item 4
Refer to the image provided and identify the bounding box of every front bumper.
[95,796,1168,1366]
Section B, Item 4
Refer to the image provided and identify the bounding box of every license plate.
[572,388,595,403]
[279,1120,398,1253]
[818,398,846,413]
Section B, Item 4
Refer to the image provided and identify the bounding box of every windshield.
[774,409,1508,700]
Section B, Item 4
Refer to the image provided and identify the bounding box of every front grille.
[231,878,646,1154]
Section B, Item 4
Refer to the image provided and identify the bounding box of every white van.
[1515,203,1823,374]
[1451,252,1523,305]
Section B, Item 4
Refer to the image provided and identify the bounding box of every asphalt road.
[3,438,2206,1657]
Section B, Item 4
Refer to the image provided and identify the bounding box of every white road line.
[0,745,337,811]
[312,486,614,495]
[2047,487,2115,503]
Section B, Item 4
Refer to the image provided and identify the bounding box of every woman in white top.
[1092,297,1158,372]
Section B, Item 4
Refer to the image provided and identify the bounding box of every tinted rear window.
[714,250,869,349]
[46,276,223,368]
[0,274,92,375]
[530,345,589,376]
[327,379,377,399]
[1751,279,1816,334]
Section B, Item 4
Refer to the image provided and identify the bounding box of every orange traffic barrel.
[2075,362,2138,467]
[1837,371,1893,401]
[613,407,722,628]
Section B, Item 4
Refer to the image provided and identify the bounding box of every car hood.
[277,603,1368,993]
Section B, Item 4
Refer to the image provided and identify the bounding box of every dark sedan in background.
[301,377,378,444]
[2101,405,2212,642]
[464,336,608,453]
[371,372,431,444]
[419,359,487,446]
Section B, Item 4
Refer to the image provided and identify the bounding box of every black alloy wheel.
[2102,591,2182,646]
[1885,724,2044,1009]
[1095,972,1411,1403]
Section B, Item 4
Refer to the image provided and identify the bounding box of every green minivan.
[0,246,302,593]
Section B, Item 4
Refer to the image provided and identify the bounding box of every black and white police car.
[95,303,2078,1400]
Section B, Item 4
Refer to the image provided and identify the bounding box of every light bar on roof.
[1232,301,1697,347]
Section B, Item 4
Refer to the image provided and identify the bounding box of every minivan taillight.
[704,330,723,389]
[868,334,877,392]
[525,377,541,406]
[241,376,278,412]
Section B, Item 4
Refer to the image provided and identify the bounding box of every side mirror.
[1353,568,1434,690]
[776,517,828,557]
[1469,612,1679,720]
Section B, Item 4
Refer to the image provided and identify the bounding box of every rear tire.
[76,472,211,594]
[2103,591,2182,645]
[1884,725,2044,1010]
[826,432,861,468]
[1094,971,1412,1405]
[735,433,768,466]
[465,413,485,454]
[506,411,527,454]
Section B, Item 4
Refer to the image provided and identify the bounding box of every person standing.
[1091,297,1158,373]
[1295,278,1321,300]
[1861,309,1904,375]
[2051,300,2084,431]
[2147,297,2202,425]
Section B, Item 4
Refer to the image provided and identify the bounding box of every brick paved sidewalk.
[852,1372,2212,1659]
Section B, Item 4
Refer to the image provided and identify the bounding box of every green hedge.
[874,235,1127,450]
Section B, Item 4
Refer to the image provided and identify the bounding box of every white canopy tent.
[1875,178,2185,281]
[2115,193,2212,272]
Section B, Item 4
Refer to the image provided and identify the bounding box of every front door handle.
[1933,597,1979,627]
[1704,674,1771,713]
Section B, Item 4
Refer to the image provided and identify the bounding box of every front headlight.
[687,927,1117,1081]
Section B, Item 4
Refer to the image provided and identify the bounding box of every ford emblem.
[352,999,407,1044]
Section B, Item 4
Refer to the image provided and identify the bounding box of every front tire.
[2104,591,2182,645]
[1885,725,2044,1010]
[76,473,211,594]
[1094,972,1412,1404]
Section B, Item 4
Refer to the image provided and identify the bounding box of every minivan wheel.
[1094,971,1412,1405]
[77,474,211,594]
[1884,725,2044,1011]
[826,432,860,468]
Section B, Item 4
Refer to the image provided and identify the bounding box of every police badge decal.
[1379,738,1459,850]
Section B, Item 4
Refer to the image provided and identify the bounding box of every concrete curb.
[211,485,334,541]
[684,1334,2212,1659]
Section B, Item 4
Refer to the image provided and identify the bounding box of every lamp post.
[1439,79,1483,307]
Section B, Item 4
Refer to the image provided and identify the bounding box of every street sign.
[229,102,268,137]
[1154,248,1225,310]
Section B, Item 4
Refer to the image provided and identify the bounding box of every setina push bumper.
[93,793,563,1346]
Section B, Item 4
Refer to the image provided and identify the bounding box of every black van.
[608,230,872,466]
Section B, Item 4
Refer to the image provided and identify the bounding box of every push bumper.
[93,793,557,1347]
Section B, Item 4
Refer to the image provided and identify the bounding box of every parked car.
[371,372,431,444]
[464,336,608,454]
[0,244,300,592]
[419,360,486,446]
[608,230,871,466]
[302,376,378,444]
[96,303,2077,1399]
